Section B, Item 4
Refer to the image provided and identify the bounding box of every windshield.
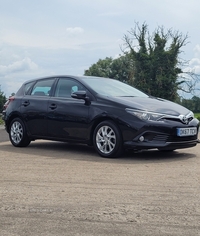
[82,77,148,97]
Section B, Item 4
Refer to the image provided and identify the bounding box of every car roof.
[23,75,110,85]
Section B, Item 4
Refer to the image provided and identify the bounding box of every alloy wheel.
[96,125,116,154]
[10,121,23,144]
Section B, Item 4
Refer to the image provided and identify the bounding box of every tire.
[93,121,123,158]
[9,118,31,147]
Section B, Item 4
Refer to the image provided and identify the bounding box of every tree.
[181,96,200,113]
[84,22,199,101]
[0,86,6,112]
[122,22,190,101]
[192,96,200,112]
[181,98,195,112]
[84,54,135,85]
[85,57,113,78]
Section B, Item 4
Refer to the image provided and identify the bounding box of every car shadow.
[123,148,196,163]
[0,140,197,164]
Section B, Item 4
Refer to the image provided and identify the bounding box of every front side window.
[31,79,55,96]
[55,78,85,98]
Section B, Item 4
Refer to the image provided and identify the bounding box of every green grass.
[194,113,200,120]
[0,115,4,125]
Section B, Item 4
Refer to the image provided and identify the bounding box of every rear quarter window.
[24,82,35,95]
[30,79,55,96]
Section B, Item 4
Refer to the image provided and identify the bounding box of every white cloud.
[193,44,200,57]
[1,27,113,50]
[189,58,200,66]
[188,46,200,74]
[0,57,38,75]
[98,11,123,17]
[0,0,200,98]
[2,77,24,96]
[189,58,200,74]
[66,27,84,35]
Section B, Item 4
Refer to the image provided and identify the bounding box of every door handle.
[22,101,30,106]
[49,104,57,110]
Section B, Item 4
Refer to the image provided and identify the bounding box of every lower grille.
[167,135,198,142]
[145,133,169,143]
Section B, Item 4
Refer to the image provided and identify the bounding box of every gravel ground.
[0,136,200,235]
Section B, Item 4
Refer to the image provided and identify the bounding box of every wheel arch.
[89,116,123,146]
[5,113,21,132]
[6,113,30,136]
[9,117,31,147]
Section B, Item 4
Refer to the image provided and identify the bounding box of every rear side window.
[24,82,35,95]
[31,79,55,96]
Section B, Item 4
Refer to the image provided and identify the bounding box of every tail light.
[3,96,15,110]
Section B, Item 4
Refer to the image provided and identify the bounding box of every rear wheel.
[9,118,30,147]
[93,121,123,158]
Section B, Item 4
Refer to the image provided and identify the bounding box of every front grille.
[152,134,169,142]
[144,133,169,143]
[167,135,198,142]
[159,111,194,125]
[162,117,193,124]
[143,132,197,144]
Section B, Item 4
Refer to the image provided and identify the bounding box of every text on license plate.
[177,127,197,137]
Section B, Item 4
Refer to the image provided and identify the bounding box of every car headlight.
[125,108,165,121]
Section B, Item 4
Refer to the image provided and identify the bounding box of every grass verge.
[194,113,200,121]
[0,115,4,125]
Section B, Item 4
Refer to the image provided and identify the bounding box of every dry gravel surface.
[0,134,200,235]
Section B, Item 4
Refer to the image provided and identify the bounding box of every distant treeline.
[179,96,200,113]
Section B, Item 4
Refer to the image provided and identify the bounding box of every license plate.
[177,127,197,137]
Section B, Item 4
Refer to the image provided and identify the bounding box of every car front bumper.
[124,138,199,150]
[122,119,199,151]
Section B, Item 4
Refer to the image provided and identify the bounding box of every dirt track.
[0,136,200,236]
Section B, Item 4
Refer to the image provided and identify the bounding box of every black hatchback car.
[2,75,199,158]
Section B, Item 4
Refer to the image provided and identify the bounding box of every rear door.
[47,77,91,141]
[20,78,55,136]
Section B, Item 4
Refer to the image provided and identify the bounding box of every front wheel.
[93,121,123,158]
[9,118,31,147]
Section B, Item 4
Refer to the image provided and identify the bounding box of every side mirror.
[71,91,91,105]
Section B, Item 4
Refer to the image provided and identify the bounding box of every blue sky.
[0,0,200,97]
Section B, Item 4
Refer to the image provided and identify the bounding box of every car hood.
[108,96,191,116]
